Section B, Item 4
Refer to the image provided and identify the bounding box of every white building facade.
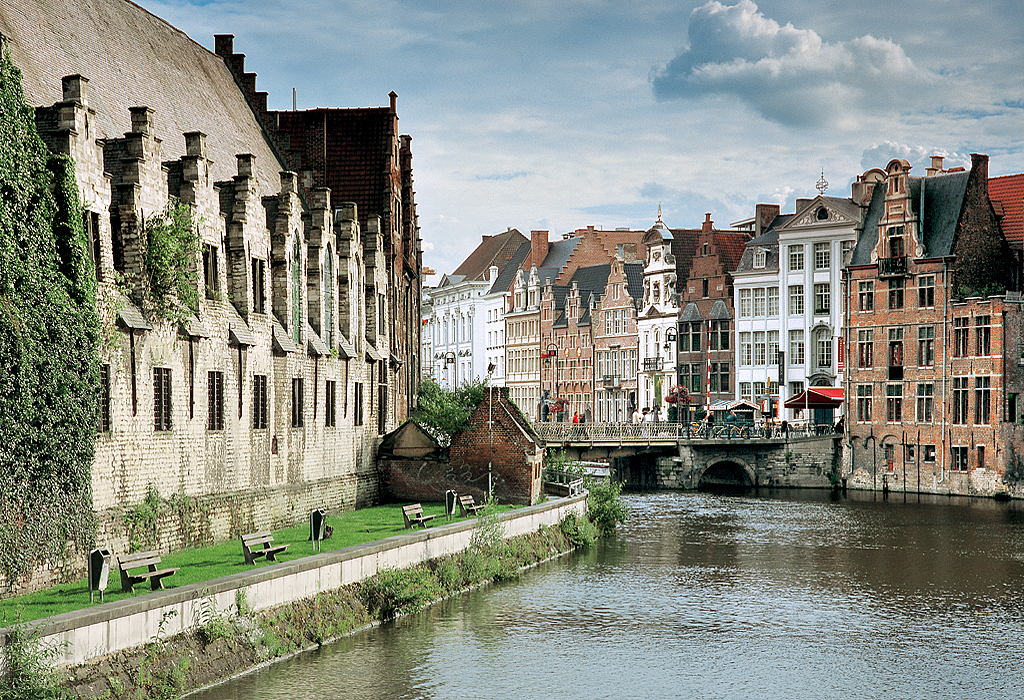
[637,217,680,416]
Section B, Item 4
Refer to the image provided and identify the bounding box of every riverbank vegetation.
[4,512,580,699]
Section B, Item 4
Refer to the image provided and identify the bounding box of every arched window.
[323,245,334,348]
[292,234,302,344]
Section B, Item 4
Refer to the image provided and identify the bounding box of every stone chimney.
[389,91,398,112]
[62,75,88,105]
[795,198,811,214]
[702,213,713,232]
[531,230,549,268]
[926,155,945,176]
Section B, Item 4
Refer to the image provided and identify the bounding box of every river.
[192,489,1024,699]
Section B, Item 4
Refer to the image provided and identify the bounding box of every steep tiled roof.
[715,231,753,273]
[989,173,1024,246]
[274,106,395,223]
[534,237,581,285]
[851,170,971,265]
[2,0,286,193]
[668,229,701,283]
[453,229,529,281]
[624,263,644,306]
[487,240,531,294]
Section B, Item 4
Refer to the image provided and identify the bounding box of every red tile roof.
[453,229,529,281]
[989,173,1024,245]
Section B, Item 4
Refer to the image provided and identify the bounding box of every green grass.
[1,501,516,625]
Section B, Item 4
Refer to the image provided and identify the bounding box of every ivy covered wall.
[0,40,100,588]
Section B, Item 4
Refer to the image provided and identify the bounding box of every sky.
[136,0,1024,278]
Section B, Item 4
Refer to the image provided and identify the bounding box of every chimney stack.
[926,155,945,176]
[530,230,549,268]
[702,213,713,232]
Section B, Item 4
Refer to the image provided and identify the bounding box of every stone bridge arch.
[697,455,757,489]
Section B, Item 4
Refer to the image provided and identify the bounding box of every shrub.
[587,480,628,535]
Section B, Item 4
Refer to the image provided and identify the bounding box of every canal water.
[193,490,1024,699]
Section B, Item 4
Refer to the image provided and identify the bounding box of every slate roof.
[488,240,531,294]
[2,0,287,194]
[532,236,581,285]
[551,264,611,329]
[624,263,644,307]
[989,173,1024,246]
[734,226,782,273]
[454,229,528,281]
[850,170,970,265]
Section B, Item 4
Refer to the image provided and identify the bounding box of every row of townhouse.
[2,0,422,592]
[423,154,1024,472]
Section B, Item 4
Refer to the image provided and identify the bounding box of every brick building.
[593,256,644,422]
[845,154,1024,496]
[1,0,420,591]
[674,213,750,421]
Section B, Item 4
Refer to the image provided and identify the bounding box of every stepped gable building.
[0,0,418,591]
[988,172,1024,290]
[593,256,644,422]
[845,154,1024,496]
[508,227,647,419]
[214,35,422,426]
[540,264,612,421]
[674,213,751,421]
[421,229,527,389]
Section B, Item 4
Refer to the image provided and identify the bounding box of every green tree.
[412,377,487,446]
[0,41,100,587]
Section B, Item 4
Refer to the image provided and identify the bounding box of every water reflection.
[192,490,1024,700]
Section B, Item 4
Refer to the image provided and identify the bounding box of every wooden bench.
[241,531,289,565]
[402,503,437,529]
[117,551,179,593]
[458,494,486,517]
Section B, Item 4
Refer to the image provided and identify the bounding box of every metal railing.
[533,421,837,443]
[543,469,586,496]
[878,256,908,276]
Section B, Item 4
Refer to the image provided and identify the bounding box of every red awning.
[784,387,845,409]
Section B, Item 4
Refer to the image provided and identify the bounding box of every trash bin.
[89,548,111,602]
[310,509,327,552]
[445,490,458,521]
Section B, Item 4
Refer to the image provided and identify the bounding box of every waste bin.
[310,509,327,552]
[445,490,458,521]
[89,548,111,602]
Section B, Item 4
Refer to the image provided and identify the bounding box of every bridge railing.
[533,421,837,444]
[543,469,587,496]
[534,422,686,443]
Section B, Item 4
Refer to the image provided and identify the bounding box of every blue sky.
[137,0,1024,278]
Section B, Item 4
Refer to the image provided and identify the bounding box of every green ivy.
[0,45,99,589]
[144,197,201,323]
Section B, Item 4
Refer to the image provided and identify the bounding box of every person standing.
[631,407,643,424]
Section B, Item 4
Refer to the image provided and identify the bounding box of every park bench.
[402,503,437,529]
[458,494,486,517]
[117,550,179,593]
[241,530,289,565]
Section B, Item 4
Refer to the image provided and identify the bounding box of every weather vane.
[816,170,829,195]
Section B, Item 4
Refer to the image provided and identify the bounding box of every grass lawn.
[2,501,516,626]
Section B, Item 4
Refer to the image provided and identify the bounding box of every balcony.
[643,357,664,372]
[878,256,909,277]
[602,375,621,390]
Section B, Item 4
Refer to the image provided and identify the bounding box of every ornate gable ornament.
[792,202,852,227]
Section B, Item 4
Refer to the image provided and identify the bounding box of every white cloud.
[653,0,928,128]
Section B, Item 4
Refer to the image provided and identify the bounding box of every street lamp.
[543,342,558,421]
[444,351,456,392]
[487,361,496,496]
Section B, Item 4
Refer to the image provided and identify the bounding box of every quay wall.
[0,495,587,669]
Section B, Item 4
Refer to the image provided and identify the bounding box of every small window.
[252,258,266,314]
[203,244,218,300]
[325,380,336,427]
[98,364,111,433]
[207,371,224,431]
[291,378,304,428]
[816,207,829,221]
[753,249,766,268]
[154,367,172,431]
[253,374,268,429]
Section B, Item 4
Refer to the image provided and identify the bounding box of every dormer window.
[887,225,905,259]
[753,249,766,269]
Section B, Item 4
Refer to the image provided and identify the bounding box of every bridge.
[532,422,841,491]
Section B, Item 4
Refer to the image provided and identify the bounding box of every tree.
[412,377,487,447]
